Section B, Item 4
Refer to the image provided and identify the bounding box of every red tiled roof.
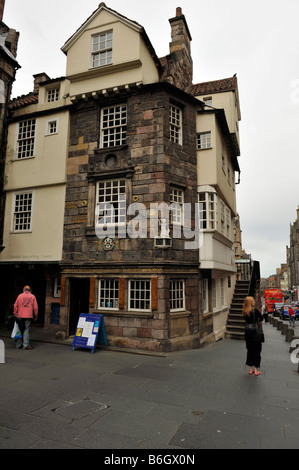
[9,93,38,110]
[191,76,237,96]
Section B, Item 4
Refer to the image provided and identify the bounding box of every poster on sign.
[72,314,107,353]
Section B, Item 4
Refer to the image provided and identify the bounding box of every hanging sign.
[72,314,107,354]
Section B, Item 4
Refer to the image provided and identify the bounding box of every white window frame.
[221,278,225,307]
[45,118,58,135]
[47,87,60,102]
[128,280,151,312]
[203,96,212,107]
[212,279,217,310]
[170,187,184,225]
[170,280,185,312]
[202,278,208,313]
[96,179,126,228]
[98,279,119,310]
[197,131,211,149]
[198,192,217,230]
[91,30,113,68]
[16,119,36,160]
[12,191,34,233]
[226,207,231,238]
[220,201,225,229]
[169,104,182,144]
[100,104,127,148]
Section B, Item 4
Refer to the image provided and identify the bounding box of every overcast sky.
[3,0,299,278]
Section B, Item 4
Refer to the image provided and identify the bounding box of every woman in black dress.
[243,296,263,376]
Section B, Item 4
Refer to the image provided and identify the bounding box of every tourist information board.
[72,313,107,353]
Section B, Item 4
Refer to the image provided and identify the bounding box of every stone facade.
[288,206,299,289]
[0,4,242,352]
[60,83,202,351]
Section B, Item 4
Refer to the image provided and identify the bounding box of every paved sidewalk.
[0,321,299,449]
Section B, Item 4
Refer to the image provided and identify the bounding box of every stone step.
[225,280,251,340]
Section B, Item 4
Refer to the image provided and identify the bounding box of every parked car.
[280,305,299,321]
[294,305,299,320]
[280,305,291,320]
[273,302,284,317]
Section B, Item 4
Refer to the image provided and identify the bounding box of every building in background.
[287,205,299,297]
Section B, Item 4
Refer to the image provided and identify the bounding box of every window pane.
[101,104,127,148]
[129,280,151,311]
[197,132,211,149]
[14,192,33,231]
[98,279,119,309]
[96,179,126,226]
[170,280,185,311]
[92,31,113,68]
[17,119,36,159]
[169,105,182,144]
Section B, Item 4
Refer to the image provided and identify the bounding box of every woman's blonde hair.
[242,296,255,316]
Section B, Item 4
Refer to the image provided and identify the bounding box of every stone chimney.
[162,7,193,92]
[33,73,50,94]
[0,0,5,22]
[169,7,192,57]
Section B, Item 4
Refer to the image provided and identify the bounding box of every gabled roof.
[61,3,143,52]
[61,2,162,73]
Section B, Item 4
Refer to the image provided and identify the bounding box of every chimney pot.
[33,73,50,94]
[176,7,182,17]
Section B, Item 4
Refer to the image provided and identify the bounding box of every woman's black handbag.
[253,327,265,343]
[253,311,265,343]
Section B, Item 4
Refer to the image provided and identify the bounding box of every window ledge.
[92,310,153,319]
[12,156,35,162]
[169,310,191,318]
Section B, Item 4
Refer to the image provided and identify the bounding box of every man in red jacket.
[14,286,38,350]
[289,306,295,328]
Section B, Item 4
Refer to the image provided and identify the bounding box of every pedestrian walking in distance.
[289,306,295,328]
[14,286,38,350]
[243,296,263,376]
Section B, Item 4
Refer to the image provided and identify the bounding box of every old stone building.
[288,206,299,291]
[0,4,242,352]
[0,0,19,253]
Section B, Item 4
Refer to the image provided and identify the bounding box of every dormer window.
[91,31,113,68]
[47,88,60,102]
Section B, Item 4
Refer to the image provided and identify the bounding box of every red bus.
[264,288,283,313]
